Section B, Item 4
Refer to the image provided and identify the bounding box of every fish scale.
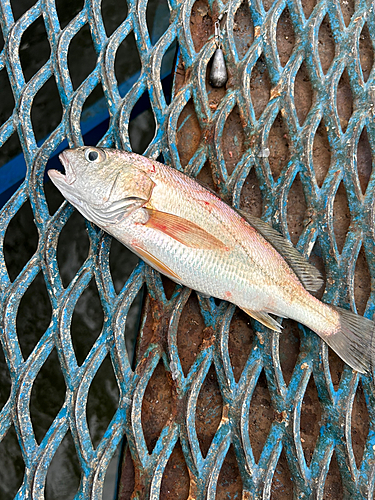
[48,147,375,374]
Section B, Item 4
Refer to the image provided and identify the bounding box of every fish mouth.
[48,150,76,185]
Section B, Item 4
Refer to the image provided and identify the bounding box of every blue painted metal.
[1,0,375,498]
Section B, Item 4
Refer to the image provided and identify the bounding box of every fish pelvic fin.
[237,210,323,293]
[241,308,282,332]
[144,208,227,250]
[321,305,375,374]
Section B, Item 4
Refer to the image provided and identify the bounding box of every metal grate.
[1,0,375,498]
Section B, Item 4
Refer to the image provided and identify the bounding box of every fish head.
[48,147,155,225]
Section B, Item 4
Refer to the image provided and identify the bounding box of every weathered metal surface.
[1,0,375,499]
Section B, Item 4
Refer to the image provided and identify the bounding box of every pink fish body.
[48,147,375,374]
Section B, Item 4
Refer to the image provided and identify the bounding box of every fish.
[48,146,375,374]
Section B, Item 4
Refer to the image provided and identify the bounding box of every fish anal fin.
[144,208,227,250]
[133,244,182,282]
[240,307,282,332]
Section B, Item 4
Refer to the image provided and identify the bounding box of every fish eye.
[84,147,106,163]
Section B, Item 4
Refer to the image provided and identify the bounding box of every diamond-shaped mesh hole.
[313,119,330,187]
[302,0,316,20]
[357,127,372,195]
[80,84,108,134]
[248,369,273,463]
[115,32,141,95]
[294,61,313,126]
[270,448,293,497]
[0,69,15,127]
[3,200,38,282]
[103,437,124,499]
[1,133,23,183]
[228,308,254,383]
[31,76,63,143]
[128,93,156,154]
[10,0,36,20]
[279,320,300,385]
[45,430,81,500]
[44,159,67,215]
[323,451,343,498]
[0,424,25,500]
[222,105,245,177]
[333,181,350,254]
[195,364,223,458]
[109,237,139,295]
[276,7,295,68]
[359,23,374,83]
[161,40,178,106]
[160,275,176,301]
[216,444,242,499]
[250,55,271,120]
[233,1,254,60]
[197,159,216,191]
[287,172,307,245]
[268,112,289,181]
[0,346,11,411]
[190,0,213,54]
[71,278,104,366]
[318,14,335,75]
[300,374,321,466]
[340,0,355,27]
[336,68,353,134]
[16,271,52,359]
[67,23,97,91]
[351,380,369,468]
[55,0,84,29]
[240,167,263,217]
[309,238,326,300]
[176,98,201,168]
[141,360,173,454]
[102,0,128,37]
[177,292,206,377]
[147,0,170,46]
[354,245,371,316]
[124,286,143,364]
[30,348,66,444]
[160,439,190,499]
[328,345,345,390]
[206,61,226,111]
[19,16,50,83]
[87,355,119,448]
[117,446,135,499]
[57,210,90,287]
[262,0,273,12]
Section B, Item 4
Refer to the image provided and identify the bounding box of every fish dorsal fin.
[144,208,227,250]
[237,209,323,293]
[240,308,282,332]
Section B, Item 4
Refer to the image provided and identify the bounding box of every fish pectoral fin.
[144,208,227,250]
[240,308,282,332]
[133,244,182,282]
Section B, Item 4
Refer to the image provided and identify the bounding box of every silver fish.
[48,147,375,374]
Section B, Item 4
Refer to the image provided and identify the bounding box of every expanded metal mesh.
[1,0,375,498]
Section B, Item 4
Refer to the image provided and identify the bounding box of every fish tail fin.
[321,305,375,375]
